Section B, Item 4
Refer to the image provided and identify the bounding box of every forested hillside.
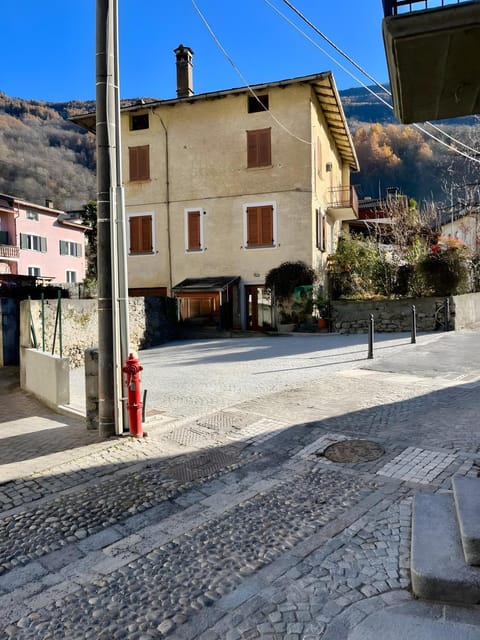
[0,93,97,210]
[0,88,478,211]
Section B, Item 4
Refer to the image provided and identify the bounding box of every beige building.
[76,46,359,330]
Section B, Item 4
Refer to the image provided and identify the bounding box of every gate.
[1,298,19,365]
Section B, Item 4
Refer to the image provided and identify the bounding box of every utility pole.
[96,0,130,436]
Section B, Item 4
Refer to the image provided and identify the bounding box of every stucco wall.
[22,349,70,408]
[452,292,480,329]
[23,296,178,367]
[123,83,346,294]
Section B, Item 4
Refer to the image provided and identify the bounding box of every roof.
[71,72,358,171]
[173,276,240,292]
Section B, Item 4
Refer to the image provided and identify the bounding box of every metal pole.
[111,0,130,433]
[368,314,374,359]
[444,297,450,331]
[96,0,115,437]
[41,293,45,352]
[58,290,63,358]
[411,304,417,344]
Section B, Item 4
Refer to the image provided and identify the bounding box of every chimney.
[45,199,54,209]
[174,44,194,98]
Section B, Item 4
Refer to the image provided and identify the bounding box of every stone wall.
[331,296,452,334]
[25,296,178,368]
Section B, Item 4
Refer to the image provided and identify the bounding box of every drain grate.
[167,449,242,483]
[322,439,385,463]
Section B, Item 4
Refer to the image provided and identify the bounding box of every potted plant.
[315,296,330,329]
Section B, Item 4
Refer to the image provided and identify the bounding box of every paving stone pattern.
[7,468,372,639]
[1,332,480,639]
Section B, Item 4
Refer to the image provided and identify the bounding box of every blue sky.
[3,1,388,103]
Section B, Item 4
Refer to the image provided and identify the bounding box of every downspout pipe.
[151,110,173,293]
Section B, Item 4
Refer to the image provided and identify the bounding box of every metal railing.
[0,244,20,259]
[383,0,470,16]
[327,185,359,217]
[29,292,63,357]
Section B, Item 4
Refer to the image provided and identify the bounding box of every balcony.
[0,245,20,260]
[327,186,359,222]
[382,0,480,123]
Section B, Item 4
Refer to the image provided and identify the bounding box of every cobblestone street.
[1,330,480,639]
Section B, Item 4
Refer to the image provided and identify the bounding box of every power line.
[273,0,480,164]
[191,0,311,145]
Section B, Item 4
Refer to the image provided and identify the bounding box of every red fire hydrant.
[123,353,145,437]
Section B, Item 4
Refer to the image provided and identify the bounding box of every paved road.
[70,331,446,420]
[1,329,480,639]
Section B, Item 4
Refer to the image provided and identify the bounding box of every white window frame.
[27,266,41,277]
[21,233,47,252]
[127,212,155,256]
[242,201,277,250]
[60,240,82,257]
[66,270,77,283]
[26,209,39,221]
[184,208,205,253]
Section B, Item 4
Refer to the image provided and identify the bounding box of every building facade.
[0,195,87,284]
[75,47,359,329]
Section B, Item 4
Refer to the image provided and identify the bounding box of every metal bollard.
[368,314,374,359]
[411,305,417,344]
[444,297,450,331]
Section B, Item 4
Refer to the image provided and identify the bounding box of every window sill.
[129,251,154,256]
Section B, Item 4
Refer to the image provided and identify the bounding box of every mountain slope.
[0,87,478,210]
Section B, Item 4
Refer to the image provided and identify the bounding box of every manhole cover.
[322,439,384,463]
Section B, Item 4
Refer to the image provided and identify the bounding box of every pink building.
[0,194,87,284]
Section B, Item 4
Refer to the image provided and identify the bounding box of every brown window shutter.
[257,129,271,166]
[246,205,273,247]
[129,145,150,181]
[141,215,153,251]
[246,207,259,246]
[247,129,271,168]
[260,206,273,245]
[129,216,141,252]
[247,131,258,168]
[129,215,152,253]
[188,211,201,250]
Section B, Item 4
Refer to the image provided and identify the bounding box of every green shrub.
[417,238,470,296]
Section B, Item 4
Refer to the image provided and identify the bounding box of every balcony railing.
[327,186,359,219]
[0,245,20,259]
[383,0,469,16]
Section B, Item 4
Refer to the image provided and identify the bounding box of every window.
[247,129,271,168]
[248,94,269,113]
[28,266,41,277]
[66,270,77,283]
[129,145,150,181]
[20,233,47,252]
[128,214,153,254]
[26,209,39,221]
[59,240,82,257]
[244,204,276,248]
[185,209,204,252]
[316,209,326,252]
[130,113,149,131]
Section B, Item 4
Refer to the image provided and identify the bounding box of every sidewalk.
[0,331,479,639]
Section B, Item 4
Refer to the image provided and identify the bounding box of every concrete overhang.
[383,2,480,123]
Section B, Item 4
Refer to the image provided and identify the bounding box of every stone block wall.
[25,296,178,368]
[331,296,451,334]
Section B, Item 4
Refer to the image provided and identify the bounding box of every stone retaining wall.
[330,294,479,334]
[24,296,177,368]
